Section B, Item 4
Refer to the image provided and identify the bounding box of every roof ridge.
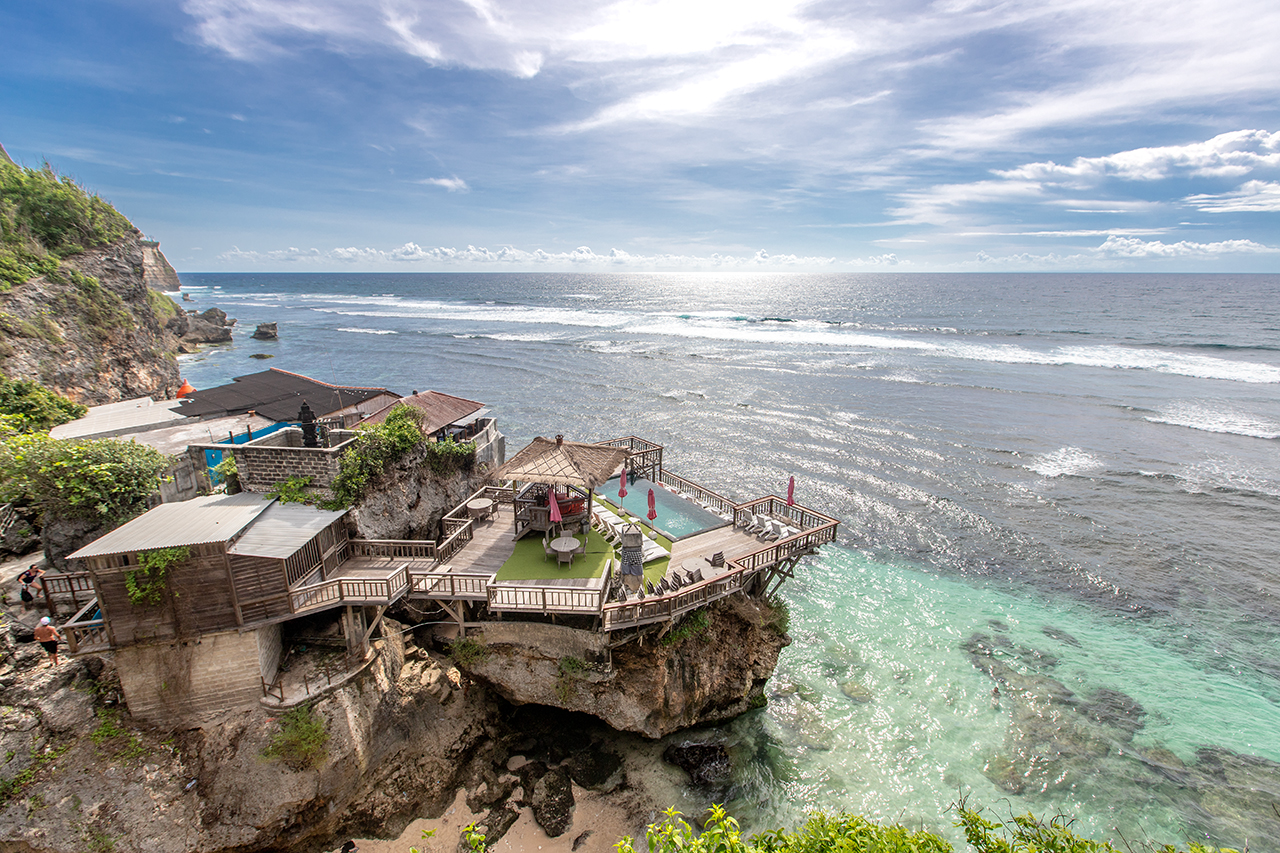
[266,367,391,393]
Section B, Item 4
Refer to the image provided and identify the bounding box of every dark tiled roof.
[176,368,395,422]
[361,390,485,433]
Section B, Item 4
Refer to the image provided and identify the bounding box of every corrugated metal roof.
[68,493,274,560]
[361,390,485,433]
[227,502,348,559]
[176,368,396,422]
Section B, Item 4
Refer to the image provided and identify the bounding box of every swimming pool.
[603,476,728,540]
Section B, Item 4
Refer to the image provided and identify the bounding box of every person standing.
[18,564,43,611]
[33,617,60,667]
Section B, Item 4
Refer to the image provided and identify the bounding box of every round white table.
[550,536,580,556]
[466,497,494,521]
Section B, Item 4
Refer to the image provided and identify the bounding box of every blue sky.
[3,0,1279,272]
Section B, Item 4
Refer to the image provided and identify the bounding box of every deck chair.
[762,519,784,541]
[748,514,769,535]
[542,536,555,562]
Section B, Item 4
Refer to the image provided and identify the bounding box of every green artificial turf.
[495,528,613,581]
[592,495,673,584]
[493,502,677,585]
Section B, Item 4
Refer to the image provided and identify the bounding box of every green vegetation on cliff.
[620,804,1241,853]
[0,161,132,290]
[0,378,86,432]
[0,431,169,523]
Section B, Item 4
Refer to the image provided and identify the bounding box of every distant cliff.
[0,156,185,403]
[0,231,183,403]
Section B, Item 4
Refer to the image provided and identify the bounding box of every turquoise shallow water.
[714,544,1280,849]
[175,271,1280,850]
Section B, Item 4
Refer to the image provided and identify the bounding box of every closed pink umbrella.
[786,475,795,506]
[549,490,562,524]
[619,475,628,500]
[647,488,658,521]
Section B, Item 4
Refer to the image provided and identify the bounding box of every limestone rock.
[251,322,278,340]
[461,595,789,738]
[663,739,731,788]
[0,232,181,404]
[530,766,575,837]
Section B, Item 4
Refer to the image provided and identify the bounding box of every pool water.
[607,476,728,540]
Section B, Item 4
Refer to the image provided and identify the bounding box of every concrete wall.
[481,621,610,664]
[471,419,506,470]
[115,628,266,725]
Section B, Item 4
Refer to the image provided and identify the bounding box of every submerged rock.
[1079,688,1145,738]
[663,739,732,788]
[1041,625,1081,647]
[251,321,278,340]
[840,680,873,703]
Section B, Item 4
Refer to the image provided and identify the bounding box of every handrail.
[348,539,437,560]
[487,583,608,615]
[288,563,412,612]
[409,571,491,599]
[732,496,840,534]
[657,470,735,516]
[436,519,474,563]
[63,597,108,654]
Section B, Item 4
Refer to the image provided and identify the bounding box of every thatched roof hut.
[497,435,628,488]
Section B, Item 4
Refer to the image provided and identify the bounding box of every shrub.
[262,705,328,770]
[325,404,425,508]
[763,594,790,636]
[267,475,313,504]
[661,609,710,647]
[210,453,238,492]
[447,636,488,667]
[0,378,85,432]
[0,161,132,290]
[124,546,188,606]
[424,436,476,476]
[0,433,169,522]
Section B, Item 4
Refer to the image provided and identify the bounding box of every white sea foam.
[1146,401,1280,439]
[1029,447,1106,478]
[337,327,397,335]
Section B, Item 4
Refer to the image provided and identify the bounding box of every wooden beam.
[362,606,386,643]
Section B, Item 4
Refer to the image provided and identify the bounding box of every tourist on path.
[33,617,60,667]
[18,564,43,611]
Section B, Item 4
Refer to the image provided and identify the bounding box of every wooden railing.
[62,598,109,654]
[289,564,411,613]
[348,539,436,560]
[437,519,474,563]
[40,571,97,618]
[657,470,736,516]
[488,583,608,615]
[409,571,490,599]
[732,496,840,535]
[602,562,766,630]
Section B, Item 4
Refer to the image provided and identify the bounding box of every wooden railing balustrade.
[436,519,474,563]
[62,597,109,654]
[289,564,411,613]
[657,470,735,516]
[409,571,490,599]
[487,583,608,615]
[39,571,97,617]
[349,539,436,560]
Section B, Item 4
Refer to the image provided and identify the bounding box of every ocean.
[175,272,1280,850]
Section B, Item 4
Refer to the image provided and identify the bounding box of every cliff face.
[463,596,790,738]
[0,232,182,404]
[350,443,491,540]
[0,617,501,853]
[139,241,181,292]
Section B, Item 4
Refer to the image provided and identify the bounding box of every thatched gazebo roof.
[497,435,629,489]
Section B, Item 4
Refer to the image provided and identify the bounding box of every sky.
[2,0,1280,272]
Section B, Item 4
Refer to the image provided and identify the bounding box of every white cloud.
[418,176,470,192]
[1185,180,1280,213]
[217,242,840,268]
[996,130,1280,183]
[1096,235,1280,257]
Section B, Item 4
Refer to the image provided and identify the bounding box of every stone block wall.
[115,628,266,725]
[232,428,356,492]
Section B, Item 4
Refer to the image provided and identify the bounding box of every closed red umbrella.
[786,476,795,506]
[647,488,658,521]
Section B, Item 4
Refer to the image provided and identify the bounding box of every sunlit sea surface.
[176,272,1280,851]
